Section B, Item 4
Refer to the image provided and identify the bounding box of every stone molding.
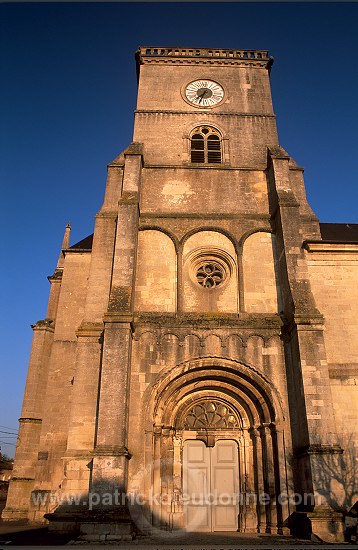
[140,212,271,220]
[133,328,281,348]
[9,477,35,482]
[133,312,282,330]
[141,164,269,171]
[31,319,54,332]
[295,444,343,458]
[93,446,132,459]
[19,417,42,424]
[138,57,271,69]
[95,211,118,220]
[103,312,134,324]
[63,450,95,459]
[64,248,92,254]
[47,269,63,282]
[149,356,285,434]
[75,323,104,339]
[123,141,143,156]
[135,109,276,118]
[294,313,325,327]
[304,241,358,253]
[328,363,358,378]
[276,188,300,208]
[137,46,269,62]
[119,191,139,205]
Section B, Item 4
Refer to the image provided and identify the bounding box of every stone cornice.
[303,241,358,253]
[47,269,63,282]
[133,312,282,330]
[19,417,42,424]
[103,312,134,324]
[294,313,325,328]
[119,191,139,205]
[124,141,143,156]
[136,46,271,68]
[31,319,54,332]
[135,109,276,118]
[64,248,92,254]
[63,450,94,459]
[295,444,343,458]
[76,322,104,338]
[142,164,268,171]
[328,363,358,378]
[93,446,132,459]
[140,212,271,221]
[280,314,325,340]
[10,477,35,482]
[95,210,118,219]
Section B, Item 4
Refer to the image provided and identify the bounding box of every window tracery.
[196,261,225,288]
[183,400,239,429]
[190,126,222,164]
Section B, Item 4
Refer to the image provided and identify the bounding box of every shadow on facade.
[312,435,357,515]
[287,434,357,541]
[37,435,356,543]
[42,478,287,541]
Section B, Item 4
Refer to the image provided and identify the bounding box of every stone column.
[152,427,162,529]
[242,431,257,532]
[249,427,265,533]
[172,435,183,529]
[260,424,278,533]
[273,426,292,535]
[159,427,174,529]
[177,246,183,313]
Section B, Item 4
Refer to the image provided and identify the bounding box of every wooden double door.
[183,439,239,532]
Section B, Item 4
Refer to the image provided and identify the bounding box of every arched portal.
[142,358,289,534]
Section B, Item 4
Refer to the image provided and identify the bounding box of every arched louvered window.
[190,126,222,164]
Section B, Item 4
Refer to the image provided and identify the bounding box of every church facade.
[3,47,358,542]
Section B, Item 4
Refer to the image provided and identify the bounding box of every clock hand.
[198,90,206,102]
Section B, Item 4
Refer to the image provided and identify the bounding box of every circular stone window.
[186,248,234,290]
[196,261,225,288]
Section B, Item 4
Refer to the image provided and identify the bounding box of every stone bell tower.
[4,47,354,543]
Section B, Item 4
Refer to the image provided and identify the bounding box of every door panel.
[183,440,211,531]
[183,439,238,532]
[213,505,237,530]
[212,440,238,531]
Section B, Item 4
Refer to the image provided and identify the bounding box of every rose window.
[196,261,225,288]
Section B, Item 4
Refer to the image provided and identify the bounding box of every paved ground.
[0,521,351,549]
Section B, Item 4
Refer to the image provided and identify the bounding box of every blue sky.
[1,2,358,457]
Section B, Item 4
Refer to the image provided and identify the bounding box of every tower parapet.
[136,46,272,69]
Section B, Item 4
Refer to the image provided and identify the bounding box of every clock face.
[185,79,224,107]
